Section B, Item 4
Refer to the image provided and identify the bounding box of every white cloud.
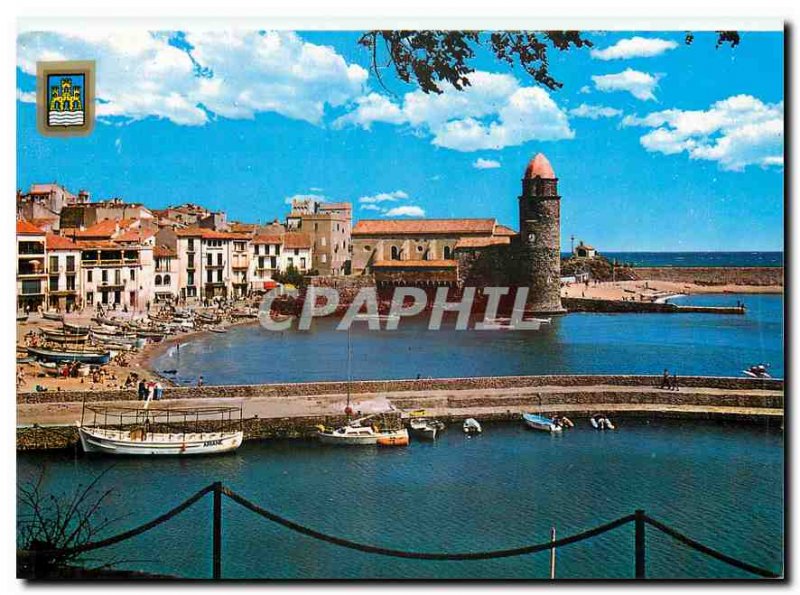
[592,69,662,101]
[17,89,35,103]
[17,30,367,126]
[579,85,591,94]
[384,205,426,217]
[473,158,501,169]
[569,103,622,119]
[334,71,574,151]
[591,37,678,61]
[358,190,408,204]
[623,94,784,171]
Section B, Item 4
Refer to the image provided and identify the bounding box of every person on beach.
[671,373,679,392]
[138,379,147,400]
[198,375,204,387]
[154,381,163,401]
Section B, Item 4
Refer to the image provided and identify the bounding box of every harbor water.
[17,419,783,579]
[152,293,784,385]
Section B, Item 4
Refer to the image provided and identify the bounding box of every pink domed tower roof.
[524,153,556,179]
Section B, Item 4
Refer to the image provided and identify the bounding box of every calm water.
[585,252,784,267]
[17,420,783,579]
[152,294,784,385]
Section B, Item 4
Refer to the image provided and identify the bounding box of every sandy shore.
[562,280,782,302]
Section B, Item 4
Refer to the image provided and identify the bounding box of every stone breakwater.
[634,266,783,286]
[17,375,783,450]
[562,298,746,314]
[16,374,783,404]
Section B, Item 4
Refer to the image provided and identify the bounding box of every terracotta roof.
[455,236,511,249]
[174,226,205,237]
[115,228,155,242]
[353,218,496,236]
[524,153,556,179]
[372,259,457,268]
[46,234,80,250]
[28,183,75,198]
[153,245,176,257]
[73,219,121,238]
[494,224,517,236]
[17,219,45,236]
[283,232,312,249]
[253,233,283,245]
[30,217,57,229]
[76,240,122,250]
[174,227,248,240]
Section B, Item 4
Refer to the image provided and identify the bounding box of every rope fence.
[18,481,782,580]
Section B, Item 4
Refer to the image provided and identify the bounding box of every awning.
[263,281,278,290]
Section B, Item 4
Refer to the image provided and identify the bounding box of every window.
[49,256,58,271]
[217,253,222,266]
[443,246,452,259]
[188,239,195,251]
[207,270,213,283]
[275,246,281,256]
[207,254,212,266]
[66,255,75,272]
[287,257,294,267]
[49,276,59,291]
[130,268,136,281]
[21,280,41,295]
[66,275,75,291]
[164,274,171,285]
[391,246,400,260]
[188,272,195,286]
[101,270,108,283]
[294,249,299,256]
[86,291,93,305]
[114,270,121,285]
[155,275,162,286]
[270,256,277,268]
[300,258,306,269]
[258,257,265,269]
[217,270,222,282]
[364,245,371,252]
[87,270,93,283]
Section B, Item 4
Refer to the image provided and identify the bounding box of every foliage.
[561,255,637,282]
[359,30,740,94]
[17,466,122,578]
[273,265,307,288]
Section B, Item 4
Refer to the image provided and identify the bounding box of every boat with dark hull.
[27,346,111,365]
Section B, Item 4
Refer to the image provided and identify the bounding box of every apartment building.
[175,227,249,303]
[46,234,81,312]
[250,232,283,292]
[282,232,313,273]
[153,245,179,303]
[17,220,48,311]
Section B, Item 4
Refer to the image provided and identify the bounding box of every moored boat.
[63,322,91,333]
[522,412,563,433]
[463,418,482,434]
[743,364,771,378]
[590,414,616,430]
[409,417,445,440]
[77,404,244,456]
[17,312,28,322]
[42,311,64,321]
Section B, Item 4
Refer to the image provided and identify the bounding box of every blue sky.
[17,30,783,251]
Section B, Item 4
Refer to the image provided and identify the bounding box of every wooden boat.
[41,328,89,343]
[463,418,482,434]
[27,346,111,365]
[409,418,445,440]
[17,312,28,322]
[209,326,227,334]
[376,428,409,447]
[42,311,64,321]
[77,404,244,456]
[590,414,616,431]
[38,361,61,376]
[63,322,91,333]
[522,412,563,433]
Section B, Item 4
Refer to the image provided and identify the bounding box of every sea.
[17,420,783,579]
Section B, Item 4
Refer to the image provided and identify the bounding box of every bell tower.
[518,153,565,314]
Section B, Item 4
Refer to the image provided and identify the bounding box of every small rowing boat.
[42,311,64,321]
[27,346,111,365]
[409,417,445,440]
[590,414,616,430]
[463,418,482,434]
[522,412,563,433]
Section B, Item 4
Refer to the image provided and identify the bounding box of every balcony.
[81,259,140,266]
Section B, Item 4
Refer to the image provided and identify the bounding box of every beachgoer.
[671,373,679,392]
[154,381,163,401]
[198,375,204,387]
[138,380,147,400]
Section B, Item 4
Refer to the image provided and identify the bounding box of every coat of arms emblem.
[36,60,95,137]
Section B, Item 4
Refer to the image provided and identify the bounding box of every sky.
[16,29,784,251]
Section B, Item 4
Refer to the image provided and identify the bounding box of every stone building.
[153,245,179,303]
[250,232,283,292]
[17,220,48,311]
[281,232,313,273]
[174,227,250,302]
[46,234,81,311]
[573,240,597,259]
[17,183,89,231]
[286,199,351,276]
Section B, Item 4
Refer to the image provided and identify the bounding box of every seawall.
[562,298,746,314]
[633,266,783,286]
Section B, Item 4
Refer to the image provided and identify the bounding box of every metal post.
[634,509,646,579]
[549,526,556,579]
[212,481,222,580]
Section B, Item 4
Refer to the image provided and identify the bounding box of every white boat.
[77,425,243,455]
[463,418,482,434]
[590,414,616,431]
[316,424,409,446]
[522,412,563,433]
[209,326,228,333]
[77,403,244,456]
[409,418,445,440]
[743,364,771,379]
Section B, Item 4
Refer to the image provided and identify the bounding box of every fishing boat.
[77,403,244,456]
[590,414,616,430]
[522,412,563,433]
[63,322,91,334]
[38,361,61,376]
[17,312,28,322]
[463,418,482,434]
[209,326,227,333]
[41,328,89,343]
[409,417,446,440]
[42,311,64,321]
[27,346,111,365]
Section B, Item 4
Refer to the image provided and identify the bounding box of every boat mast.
[345,327,352,416]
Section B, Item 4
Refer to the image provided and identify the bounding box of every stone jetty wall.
[17,374,783,405]
[634,266,783,286]
[562,298,745,315]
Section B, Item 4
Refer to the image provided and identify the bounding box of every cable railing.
[18,481,782,580]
